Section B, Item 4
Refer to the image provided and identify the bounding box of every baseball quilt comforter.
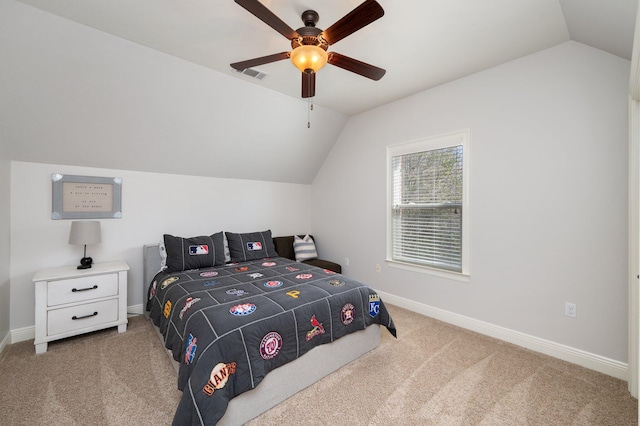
[146,256,396,425]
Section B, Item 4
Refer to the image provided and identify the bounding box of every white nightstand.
[32,261,129,354]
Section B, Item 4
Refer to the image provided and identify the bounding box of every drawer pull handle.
[72,285,98,292]
[72,312,98,320]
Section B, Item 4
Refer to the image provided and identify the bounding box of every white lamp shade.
[68,221,102,245]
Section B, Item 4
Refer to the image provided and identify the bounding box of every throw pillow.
[293,235,318,262]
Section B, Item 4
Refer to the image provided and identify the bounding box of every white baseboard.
[0,330,10,354]
[6,304,146,346]
[377,290,629,381]
[10,324,34,344]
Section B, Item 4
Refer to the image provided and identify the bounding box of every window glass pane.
[391,145,463,272]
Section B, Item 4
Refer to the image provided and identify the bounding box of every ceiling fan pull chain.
[307,97,312,128]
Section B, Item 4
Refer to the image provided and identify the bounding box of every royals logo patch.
[247,242,262,251]
[189,245,209,255]
[260,332,283,360]
[369,294,380,318]
[341,303,355,325]
[229,303,257,316]
[184,334,197,365]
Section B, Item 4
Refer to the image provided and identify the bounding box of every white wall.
[0,127,10,346]
[312,41,630,363]
[10,161,311,330]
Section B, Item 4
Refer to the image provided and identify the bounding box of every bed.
[143,231,396,425]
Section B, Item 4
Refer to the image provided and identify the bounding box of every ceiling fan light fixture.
[290,45,328,73]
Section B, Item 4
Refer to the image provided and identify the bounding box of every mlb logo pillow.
[226,230,278,262]
[247,242,262,251]
[189,245,209,255]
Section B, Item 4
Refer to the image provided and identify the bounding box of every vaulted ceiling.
[0,0,637,183]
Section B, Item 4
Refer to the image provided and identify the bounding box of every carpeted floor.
[0,304,637,425]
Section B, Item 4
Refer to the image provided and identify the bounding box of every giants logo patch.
[189,245,209,255]
[247,242,262,251]
[260,332,282,360]
[203,362,237,396]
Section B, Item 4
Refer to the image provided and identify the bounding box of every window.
[387,130,470,279]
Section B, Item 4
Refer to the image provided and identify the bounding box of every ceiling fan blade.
[302,70,316,98]
[230,52,291,71]
[327,52,386,80]
[235,0,298,39]
[322,0,384,46]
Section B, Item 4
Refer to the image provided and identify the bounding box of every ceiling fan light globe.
[291,45,328,73]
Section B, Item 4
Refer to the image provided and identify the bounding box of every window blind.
[391,145,463,272]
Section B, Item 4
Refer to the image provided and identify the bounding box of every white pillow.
[293,235,318,262]
[159,242,167,272]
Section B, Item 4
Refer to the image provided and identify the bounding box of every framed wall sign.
[52,174,122,219]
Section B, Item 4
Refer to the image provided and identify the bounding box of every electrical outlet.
[375,264,381,273]
[565,302,577,318]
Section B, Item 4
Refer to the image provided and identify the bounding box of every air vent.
[233,67,268,80]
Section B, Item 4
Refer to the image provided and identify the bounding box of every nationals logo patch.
[341,303,355,325]
[260,332,283,360]
[189,245,209,255]
[229,303,257,316]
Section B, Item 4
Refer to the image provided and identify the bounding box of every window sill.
[386,260,470,283]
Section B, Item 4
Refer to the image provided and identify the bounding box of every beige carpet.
[0,305,636,425]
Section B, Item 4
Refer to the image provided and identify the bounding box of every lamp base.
[77,257,93,269]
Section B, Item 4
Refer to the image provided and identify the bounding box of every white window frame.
[386,129,471,282]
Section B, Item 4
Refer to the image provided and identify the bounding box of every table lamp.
[68,221,101,269]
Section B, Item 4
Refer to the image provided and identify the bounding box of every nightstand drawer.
[48,273,118,306]
[48,299,119,336]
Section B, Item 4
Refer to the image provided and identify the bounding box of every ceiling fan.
[230,0,386,99]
